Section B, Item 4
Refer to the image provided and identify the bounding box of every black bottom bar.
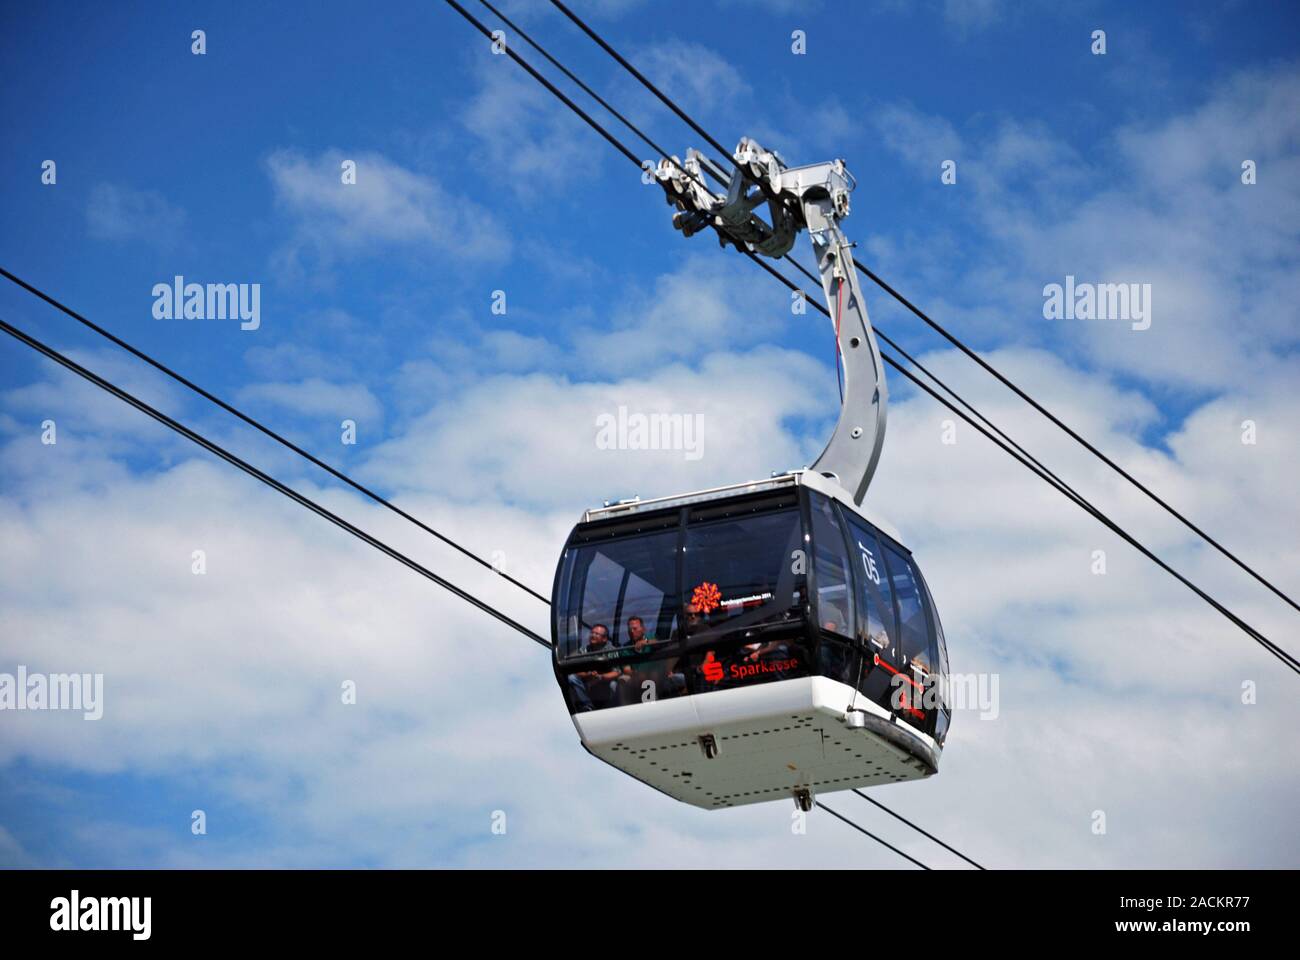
[0,868,1286,946]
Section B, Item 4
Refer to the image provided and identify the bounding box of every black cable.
[441,5,1298,871]
[816,801,930,870]
[477,0,676,168]
[4,290,978,875]
[0,265,551,606]
[548,0,735,173]
[443,2,998,868]
[475,0,743,233]
[0,316,552,650]
[852,789,985,869]
[851,255,1300,618]
[548,0,1300,616]
[533,0,1297,668]
[903,361,1298,671]
[747,253,1300,675]
[784,252,1106,511]
[530,0,943,470]
[548,0,1300,629]
[445,0,642,168]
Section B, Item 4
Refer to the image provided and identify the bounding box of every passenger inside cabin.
[582,623,612,654]
[567,624,632,711]
[742,639,791,662]
[684,602,703,632]
[626,615,652,651]
[624,615,688,699]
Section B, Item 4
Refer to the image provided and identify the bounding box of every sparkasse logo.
[702,651,724,683]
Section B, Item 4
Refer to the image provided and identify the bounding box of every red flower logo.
[702,651,724,684]
[692,581,722,614]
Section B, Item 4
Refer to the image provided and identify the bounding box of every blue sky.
[1,0,1298,868]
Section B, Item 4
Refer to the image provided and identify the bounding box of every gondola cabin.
[551,470,950,811]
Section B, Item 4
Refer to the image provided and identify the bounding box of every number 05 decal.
[858,541,881,585]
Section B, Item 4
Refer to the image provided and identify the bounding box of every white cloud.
[242,308,383,381]
[4,60,1299,870]
[236,378,383,425]
[362,345,828,511]
[460,55,607,197]
[576,254,788,374]
[3,328,1297,867]
[874,103,965,176]
[942,0,1004,33]
[490,0,648,21]
[869,63,1300,392]
[86,183,187,248]
[638,40,748,112]
[0,825,31,867]
[265,149,510,273]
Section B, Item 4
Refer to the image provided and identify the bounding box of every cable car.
[551,140,952,810]
[551,471,949,811]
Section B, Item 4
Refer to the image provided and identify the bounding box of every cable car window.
[882,545,933,729]
[558,530,680,659]
[620,569,677,647]
[810,493,854,638]
[882,546,927,666]
[682,508,805,643]
[918,571,949,682]
[918,570,951,744]
[844,516,897,658]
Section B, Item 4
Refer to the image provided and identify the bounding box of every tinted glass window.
[882,545,935,731]
[918,569,951,745]
[563,650,689,713]
[917,571,949,682]
[557,530,679,659]
[811,494,854,637]
[883,546,931,672]
[845,517,897,660]
[935,707,951,746]
[683,508,805,643]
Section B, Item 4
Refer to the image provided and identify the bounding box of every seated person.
[624,616,687,700]
[580,623,613,655]
[567,624,634,710]
[626,616,654,651]
[683,602,704,634]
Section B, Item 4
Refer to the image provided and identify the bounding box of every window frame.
[916,566,952,745]
[555,526,684,662]
[679,499,809,656]
[555,492,815,667]
[807,491,856,642]
[879,541,938,737]
[840,508,900,663]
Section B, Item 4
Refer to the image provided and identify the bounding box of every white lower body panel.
[572,677,939,810]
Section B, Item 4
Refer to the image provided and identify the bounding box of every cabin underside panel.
[572,677,937,809]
